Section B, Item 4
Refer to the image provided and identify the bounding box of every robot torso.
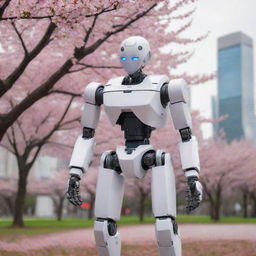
[103,74,169,129]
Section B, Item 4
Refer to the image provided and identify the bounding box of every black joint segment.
[96,217,105,222]
[95,85,104,106]
[82,127,95,139]
[179,127,192,142]
[142,150,156,170]
[161,152,166,165]
[160,83,169,108]
[172,219,178,235]
[117,112,154,150]
[185,167,199,173]
[70,173,81,180]
[104,151,122,174]
[96,218,117,236]
[122,69,147,85]
[187,176,199,184]
[107,219,117,236]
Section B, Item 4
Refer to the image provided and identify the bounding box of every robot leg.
[151,151,181,256]
[94,151,124,256]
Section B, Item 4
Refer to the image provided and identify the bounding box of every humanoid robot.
[67,36,202,256]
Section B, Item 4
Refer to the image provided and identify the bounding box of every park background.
[0,0,256,255]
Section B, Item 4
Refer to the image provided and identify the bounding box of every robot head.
[119,36,151,75]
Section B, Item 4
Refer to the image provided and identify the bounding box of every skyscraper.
[214,32,255,142]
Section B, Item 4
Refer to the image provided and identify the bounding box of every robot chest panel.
[103,75,169,128]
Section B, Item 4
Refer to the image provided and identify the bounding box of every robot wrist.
[184,168,199,178]
[187,175,199,183]
[69,167,84,178]
[70,173,81,181]
[83,127,95,139]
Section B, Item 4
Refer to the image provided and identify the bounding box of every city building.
[213,31,256,142]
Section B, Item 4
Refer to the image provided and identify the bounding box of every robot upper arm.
[167,79,192,131]
[81,82,104,129]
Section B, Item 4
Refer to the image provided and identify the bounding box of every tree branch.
[74,3,157,60]
[46,141,73,149]
[0,2,119,21]
[0,22,56,97]
[0,143,14,154]
[49,90,81,98]
[0,0,12,19]
[69,63,122,73]
[30,96,74,148]
[11,21,28,56]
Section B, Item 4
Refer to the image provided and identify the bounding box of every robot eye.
[131,56,139,61]
[138,46,143,50]
[120,57,127,61]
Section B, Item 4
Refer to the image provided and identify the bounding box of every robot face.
[119,36,151,75]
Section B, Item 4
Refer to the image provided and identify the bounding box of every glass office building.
[215,32,255,142]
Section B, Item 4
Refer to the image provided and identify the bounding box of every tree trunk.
[56,196,65,221]
[209,197,221,221]
[212,202,221,221]
[12,169,29,227]
[139,194,145,222]
[242,190,248,218]
[209,201,215,220]
[250,193,256,218]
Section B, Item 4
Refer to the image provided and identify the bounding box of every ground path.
[0,224,255,252]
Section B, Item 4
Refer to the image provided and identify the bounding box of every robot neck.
[122,69,147,85]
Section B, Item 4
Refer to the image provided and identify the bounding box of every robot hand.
[67,174,83,207]
[186,176,202,213]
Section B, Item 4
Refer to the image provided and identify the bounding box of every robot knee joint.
[96,218,117,236]
[103,151,122,174]
[142,149,166,169]
[142,150,156,169]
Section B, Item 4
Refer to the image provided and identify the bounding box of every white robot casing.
[103,74,169,128]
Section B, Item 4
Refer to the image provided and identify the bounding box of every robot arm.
[67,82,104,206]
[165,79,202,212]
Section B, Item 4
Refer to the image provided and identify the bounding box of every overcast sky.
[182,0,256,138]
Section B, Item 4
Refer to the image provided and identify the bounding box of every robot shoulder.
[147,74,169,90]
[83,82,104,105]
[167,78,189,104]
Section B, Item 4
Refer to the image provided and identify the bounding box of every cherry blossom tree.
[200,139,254,221]
[0,0,214,227]
[28,169,70,221]
[230,144,256,218]
[0,0,213,141]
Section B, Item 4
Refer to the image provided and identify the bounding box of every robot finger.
[67,188,81,206]
[68,194,82,207]
[72,187,83,205]
[74,192,83,206]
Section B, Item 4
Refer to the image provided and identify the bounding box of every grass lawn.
[0,240,255,256]
[0,215,255,239]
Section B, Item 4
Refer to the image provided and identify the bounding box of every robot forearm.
[179,136,200,178]
[69,136,96,175]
